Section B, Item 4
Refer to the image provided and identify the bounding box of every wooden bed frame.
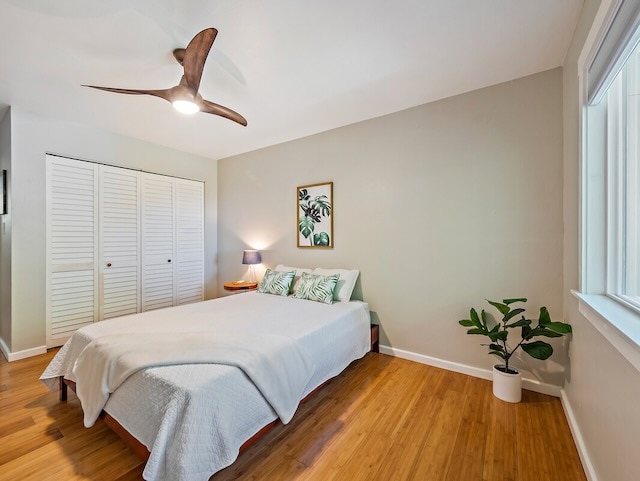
[58,325,380,462]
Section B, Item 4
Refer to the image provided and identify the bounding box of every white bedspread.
[41,292,371,481]
[74,330,314,427]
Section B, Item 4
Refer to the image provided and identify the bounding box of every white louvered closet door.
[99,166,141,319]
[47,156,205,346]
[175,179,204,304]
[46,156,98,347]
[141,173,176,311]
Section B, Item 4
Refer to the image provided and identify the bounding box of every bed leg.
[370,324,380,353]
[59,377,67,401]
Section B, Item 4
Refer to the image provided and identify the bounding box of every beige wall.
[218,68,565,385]
[5,107,218,354]
[562,1,640,480]
[0,108,11,352]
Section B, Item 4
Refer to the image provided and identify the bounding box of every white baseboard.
[0,338,47,362]
[560,390,598,481]
[379,344,561,397]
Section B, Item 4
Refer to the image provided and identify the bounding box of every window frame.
[577,0,640,373]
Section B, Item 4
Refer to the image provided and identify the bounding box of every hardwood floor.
[0,349,586,481]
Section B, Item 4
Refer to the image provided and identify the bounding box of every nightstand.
[223,281,258,293]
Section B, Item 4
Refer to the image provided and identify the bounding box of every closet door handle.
[167,259,172,263]
[106,262,112,267]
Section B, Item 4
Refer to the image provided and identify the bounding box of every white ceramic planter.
[492,365,522,403]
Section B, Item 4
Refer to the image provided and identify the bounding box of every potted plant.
[458,298,572,403]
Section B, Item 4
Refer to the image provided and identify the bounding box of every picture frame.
[0,170,6,215]
[297,181,333,248]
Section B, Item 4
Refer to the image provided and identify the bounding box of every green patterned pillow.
[257,269,295,296]
[292,272,340,304]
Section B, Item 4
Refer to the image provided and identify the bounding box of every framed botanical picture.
[297,181,333,248]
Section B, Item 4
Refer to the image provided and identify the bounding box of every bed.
[41,287,372,481]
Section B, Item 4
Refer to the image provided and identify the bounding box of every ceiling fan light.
[173,100,200,115]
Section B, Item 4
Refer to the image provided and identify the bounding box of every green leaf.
[488,330,508,342]
[503,297,527,305]
[521,340,554,360]
[458,319,475,327]
[546,321,572,334]
[503,308,526,323]
[298,216,315,239]
[527,327,563,338]
[466,328,486,335]
[505,318,531,329]
[488,343,505,353]
[310,195,332,217]
[539,306,551,325]
[487,300,510,315]
[313,232,330,246]
[521,324,532,339]
[470,308,481,328]
[481,309,494,329]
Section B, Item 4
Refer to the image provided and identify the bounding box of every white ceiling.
[0,0,583,161]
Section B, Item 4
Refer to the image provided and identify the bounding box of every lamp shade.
[242,250,262,265]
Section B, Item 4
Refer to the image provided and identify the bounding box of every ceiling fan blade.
[183,28,217,94]
[83,85,173,103]
[84,28,245,125]
[200,99,247,126]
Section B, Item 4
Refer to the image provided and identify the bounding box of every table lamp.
[242,250,262,283]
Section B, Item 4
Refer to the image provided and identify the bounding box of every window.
[605,40,640,311]
[583,0,640,307]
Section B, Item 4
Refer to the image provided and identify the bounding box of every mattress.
[41,292,371,481]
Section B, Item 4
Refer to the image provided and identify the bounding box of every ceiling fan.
[83,28,247,126]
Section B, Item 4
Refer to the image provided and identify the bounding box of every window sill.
[572,290,640,373]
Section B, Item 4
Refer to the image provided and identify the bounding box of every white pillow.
[274,264,313,294]
[311,268,359,302]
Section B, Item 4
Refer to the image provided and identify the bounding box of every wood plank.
[483,390,519,480]
[444,376,491,481]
